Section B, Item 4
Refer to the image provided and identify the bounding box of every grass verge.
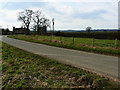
[2,42,119,89]
[8,35,120,56]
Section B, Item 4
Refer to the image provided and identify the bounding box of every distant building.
[38,26,47,34]
[33,25,47,35]
[0,28,10,35]
[13,27,27,34]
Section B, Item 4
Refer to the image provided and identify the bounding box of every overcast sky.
[0,0,119,31]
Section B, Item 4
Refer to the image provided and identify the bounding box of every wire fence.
[35,35,120,49]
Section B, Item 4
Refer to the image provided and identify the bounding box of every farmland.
[8,35,120,56]
[2,42,119,88]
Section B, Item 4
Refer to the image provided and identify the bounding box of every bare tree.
[32,10,51,34]
[86,26,92,32]
[32,10,43,33]
[18,9,33,34]
[41,17,51,27]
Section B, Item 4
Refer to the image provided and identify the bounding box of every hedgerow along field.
[51,31,120,40]
[8,35,120,56]
[2,43,119,88]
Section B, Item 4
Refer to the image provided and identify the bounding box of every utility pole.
[52,18,54,33]
[7,25,8,29]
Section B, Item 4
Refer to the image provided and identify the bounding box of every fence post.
[115,38,117,49]
[60,36,62,41]
[51,35,52,40]
[73,36,74,44]
[92,38,94,48]
[50,32,52,41]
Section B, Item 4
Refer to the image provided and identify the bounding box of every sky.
[0,0,119,31]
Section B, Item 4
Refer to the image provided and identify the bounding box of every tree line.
[18,9,51,35]
[47,31,120,40]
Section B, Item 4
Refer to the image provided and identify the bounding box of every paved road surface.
[1,35,119,81]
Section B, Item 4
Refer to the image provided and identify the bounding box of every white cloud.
[41,2,118,29]
[0,1,118,31]
[0,8,23,30]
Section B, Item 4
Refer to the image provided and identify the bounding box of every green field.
[2,42,119,88]
[8,35,120,56]
[9,35,120,48]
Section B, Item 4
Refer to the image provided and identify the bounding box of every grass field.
[2,42,119,89]
[8,35,120,56]
[9,35,120,48]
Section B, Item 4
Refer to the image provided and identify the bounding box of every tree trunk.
[37,25,39,35]
[26,26,30,35]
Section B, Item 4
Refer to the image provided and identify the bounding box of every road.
[1,35,119,81]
